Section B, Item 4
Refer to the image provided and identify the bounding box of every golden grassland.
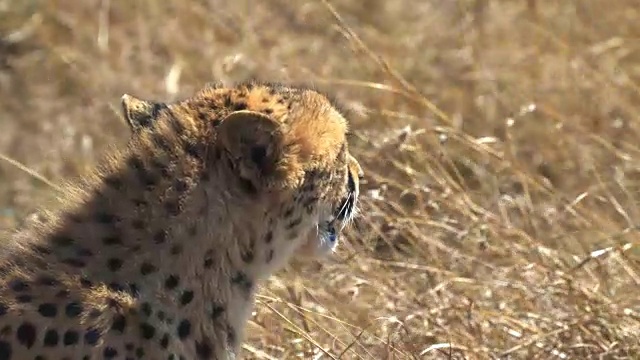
[2,0,640,358]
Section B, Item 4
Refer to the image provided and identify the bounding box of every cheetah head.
[120,82,362,265]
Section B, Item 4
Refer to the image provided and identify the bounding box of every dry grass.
[2,0,640,358]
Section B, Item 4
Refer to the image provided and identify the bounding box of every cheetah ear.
[121,94,167,133]
[217,110,287,192]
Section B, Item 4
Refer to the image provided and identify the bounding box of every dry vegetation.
[2,0,640,358]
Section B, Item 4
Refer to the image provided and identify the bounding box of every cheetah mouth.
[318,189,358,245]
[316,168,359,246]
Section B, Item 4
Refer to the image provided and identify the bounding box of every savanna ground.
[2,0,640,358]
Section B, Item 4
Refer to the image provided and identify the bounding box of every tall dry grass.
[2,0,640,358]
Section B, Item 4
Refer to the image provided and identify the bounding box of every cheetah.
[0,81,363,359]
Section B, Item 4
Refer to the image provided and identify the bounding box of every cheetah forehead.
[191,83,350,163]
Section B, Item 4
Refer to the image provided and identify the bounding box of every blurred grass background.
[2,0,640,358]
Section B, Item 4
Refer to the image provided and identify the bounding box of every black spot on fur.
[241,249,254,263]
[43,329,59,347]
[141,302,152,317]
[0,341,11,359]
[195,339,213,359]
[152,159,171,178]
[177,319,191,339]
[140,323,156,339]
[154,231,167,244]
[9,279,28,292]
[128,283,140,298]
[141,171,160,188]
[157,311,166,322]
[210,304,225,320]
[104,175,122,190]
[130,156,158,187]
[232,101,247,111]
[0,326,9,336]
[266,249,274,263]
[136,347,145,358]
[265,231,273,243]
[36,275,60,286]
[95,212,119,224]
[170,244,183,255]
[153,133,173,154]
[227,325,237,346]
[223,94,232,107]
[88,309,101,319]
[286,217,302,229]
[200,170,211,183]
[160,333,170,348]
[62,258,86,268]
[0,303,7,316]
[184,142,201,159]
[128,156,144,170]
[238,177,257,195]
[283,207,294,218]
[15,295,31,303]
[132,198,148,207]
[63,330,79,345]
[16,322,36,348]
[174,179,189,193]
[75,247,94,257]
[31,244,52,255]
[80,277,93,289]
[102,236,122,246]
[111,315,127,333]
[304,198,318,212]
[51,235,74,247]
[65,302,83,318]
[37,303,57,318]
[140,262,157,275]
[107,258,123,272]
[165,201,181,216]
[203,255,213,269]
[131,219,146,230]
[179,291,194,306]
[164,275,179,290]
[231,272,253,295]
[108,282,125,292]
[168,115,186,136]
[84,328,100,345]
[103,347,118,359]
[106,298,118,308]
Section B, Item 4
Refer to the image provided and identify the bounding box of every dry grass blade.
[3,0,640,358]
[0,153,62,192]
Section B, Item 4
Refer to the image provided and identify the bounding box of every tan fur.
[0,82,362,359]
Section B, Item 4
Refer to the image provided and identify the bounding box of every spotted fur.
[0,81,362,359]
